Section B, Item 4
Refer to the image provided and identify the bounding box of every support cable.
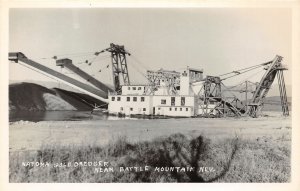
[219,61,271,77]
[221,65,264,81]
[129,54,151,71]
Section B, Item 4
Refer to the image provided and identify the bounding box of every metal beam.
[9,52,109,103]
[56,58,113,93]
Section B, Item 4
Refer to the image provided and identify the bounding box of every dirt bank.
[9,82,105,111]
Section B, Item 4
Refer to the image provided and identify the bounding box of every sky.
[9,8,292,88]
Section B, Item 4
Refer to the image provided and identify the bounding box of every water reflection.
[9,111,147,122]
[9,111,105,122]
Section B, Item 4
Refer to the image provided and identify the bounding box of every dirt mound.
[9,82,106,111]
[9,83,55,111]
[43,93,76,110]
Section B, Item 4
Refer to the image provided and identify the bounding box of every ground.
[9,111,291,182]
[9,112,290,152]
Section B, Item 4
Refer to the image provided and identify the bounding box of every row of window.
[157,107,193,113]
[111,96,145,102]
[156,107,190,112]
[117,106,190,113]
[120,107,146,112]
[169,107,189,112]
[160,97,185,106]
[127,86,145,91]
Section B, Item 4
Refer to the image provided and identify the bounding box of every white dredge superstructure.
[108,68,205,117]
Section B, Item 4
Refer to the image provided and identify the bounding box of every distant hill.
[262,96,292,111]
[9,82,106,111]
[266,84,292,97]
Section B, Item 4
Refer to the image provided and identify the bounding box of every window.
[138,87,142,90]
[181,97,185,106]
[141,97,145,102]
[180,108,182,111]
[130,108,133,111]
[128,87,130,90]
[186,108,189,111]
[171,97,175,106]
[120,107,123,111]
[127,97,130,102]
[143,108,146,111]
[169,108,172,111]
[111,97,115,101]
[175,108,177,111]
[133,87,136,90]
[161,99,166,104]
[117,97,121,101]
[133,97,137,102]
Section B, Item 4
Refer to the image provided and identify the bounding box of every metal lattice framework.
[196,76,243,117]
[203,76,222,102]
[96,43,131,92]
[146,69,181,95]
[222,80,257,113]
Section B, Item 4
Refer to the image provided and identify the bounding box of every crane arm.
[9,52,109,103]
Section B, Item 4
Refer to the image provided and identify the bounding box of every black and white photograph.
[1,1,300,189]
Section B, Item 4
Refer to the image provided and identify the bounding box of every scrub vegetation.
[9,133,290,183]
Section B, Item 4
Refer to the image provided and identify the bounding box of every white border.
[1,1,299,191]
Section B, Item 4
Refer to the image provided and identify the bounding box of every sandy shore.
[9,112,291,152]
